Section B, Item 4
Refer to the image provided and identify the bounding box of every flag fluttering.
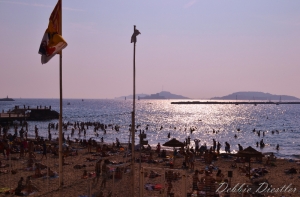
[38,0,67,64]
[131,28,141,43]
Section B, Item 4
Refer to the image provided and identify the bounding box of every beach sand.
[0,142,300,197]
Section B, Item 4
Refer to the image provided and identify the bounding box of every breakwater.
[171,101,300,105]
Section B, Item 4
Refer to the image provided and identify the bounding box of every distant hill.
[157,91,189,99]
[116,91,189,100]
[211,92,300,100]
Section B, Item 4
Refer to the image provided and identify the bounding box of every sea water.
[0,99,299,159]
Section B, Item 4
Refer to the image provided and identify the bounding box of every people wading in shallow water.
[260,139,265,148]
[217,142,221,154]
[194,139,200,152]
[225,142,230,153]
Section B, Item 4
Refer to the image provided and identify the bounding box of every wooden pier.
[0,105,59,124]
[171,101,300,105]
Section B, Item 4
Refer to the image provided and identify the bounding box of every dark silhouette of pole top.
[131,25,141,43]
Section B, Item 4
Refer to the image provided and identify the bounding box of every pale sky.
[0,0,299,99]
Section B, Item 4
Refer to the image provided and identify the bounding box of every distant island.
[116,91,189,100]
[211,91,299,101]
[0,96,14,101]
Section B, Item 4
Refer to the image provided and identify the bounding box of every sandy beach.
[0,139,300,197]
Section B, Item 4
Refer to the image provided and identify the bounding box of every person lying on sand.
[149,170,161,178]
[73,164,87,169]
[47,167,58,177]
[62,156,72,165]
[0,160,9,168]
[270,153,276,161]
[34,163,43,178]
[0,169,8,174]
[81,170,88,179]
[25,176,39,193]
[215,169,225,182]
[95,190,104,197]
[15,177,24,195]
[147,153,154,163]
[86,157,97,162]
[70,150,78,156]
[231,161,237,168]
[35,162,47,170]
[28,151,36,160]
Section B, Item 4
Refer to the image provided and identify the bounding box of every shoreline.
[1,137,300,196]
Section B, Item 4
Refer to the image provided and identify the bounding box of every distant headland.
[115,91,189,100]
[211,91,299,100]
[0,96,14,101]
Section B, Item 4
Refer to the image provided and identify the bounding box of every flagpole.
[131,25,136,197]
[58,0,64,192]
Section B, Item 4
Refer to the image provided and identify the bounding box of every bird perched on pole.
[131,27,141,43]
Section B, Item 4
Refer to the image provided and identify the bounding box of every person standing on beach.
[238,144,243,151]
[213,139,216,152]
[192,170,199,191]
[94,159,102,184]
[48,130,52,141]
[225,142,230,153]
[194,139,200,152]
[41,140,47,160]
[101,162,108,188]
[0,141,5,158]
[34,125,39,139]
[189,152,195,170]
[156,143,161,154]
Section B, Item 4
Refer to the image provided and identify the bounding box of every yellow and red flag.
[38,0,67,64]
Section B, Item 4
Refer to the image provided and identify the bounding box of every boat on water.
[0,96,14,101]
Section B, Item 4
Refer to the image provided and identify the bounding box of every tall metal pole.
[131,25,136,197]
[58,0,63,192]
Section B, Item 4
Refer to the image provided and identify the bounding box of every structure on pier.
[0,105,59,124]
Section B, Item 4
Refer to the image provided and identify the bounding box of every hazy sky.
[0,0,299,99]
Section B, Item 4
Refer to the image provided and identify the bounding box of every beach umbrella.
[163,138,184,168]
[233,146,264,179]
[162,138,184,147]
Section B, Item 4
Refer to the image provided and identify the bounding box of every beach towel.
[0,187,10,193]
[144,183,163,191]
[285,168,297,174]
[0,164,9,168]
[0,169,8,174]
[43,174,59,180]
[89,172,96,178]
[30,175,44,179]
[20,190,37,196]
[24,167,36,171]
